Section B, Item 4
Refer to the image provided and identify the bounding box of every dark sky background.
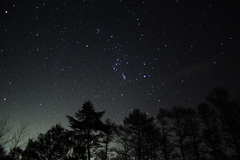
[1,0,240,137]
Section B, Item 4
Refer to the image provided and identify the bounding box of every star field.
[1,1,240,137]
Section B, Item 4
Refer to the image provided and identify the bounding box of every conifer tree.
[67,101,105,160]
[97,118,117,160]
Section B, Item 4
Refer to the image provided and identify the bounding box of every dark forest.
[1,87,240,160]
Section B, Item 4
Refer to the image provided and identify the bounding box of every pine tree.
[67,101,105,160]
[97,118,117,160]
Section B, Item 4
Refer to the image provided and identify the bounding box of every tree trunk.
[162,124,168,160]
[104,133,109,160]
[205,119,219,160]
[138,127,141,160]
[87,129,91,160]
[190,121,200,160]
[177,119,185,160]
[225,116,240,160]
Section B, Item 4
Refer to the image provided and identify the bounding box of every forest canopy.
[1,87,240,160]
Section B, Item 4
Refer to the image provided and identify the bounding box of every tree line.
[1,87,240,160]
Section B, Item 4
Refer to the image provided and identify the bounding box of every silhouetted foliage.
[206,87,240,159]
[198,102,225,160]
[67,101,105,160]
[168,106,188,160]
[116,124,132,160]
[9,147,23,160]
[184,107,202,160]
[1,88,240,160]
[120,109,156,160]
[156,108,175,160]
[143,121,161,160]
[0,143,6,159]
[21,124,73,160]
[96,118,117,160]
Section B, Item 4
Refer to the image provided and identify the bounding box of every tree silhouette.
[11,122,28,149]
[206,87,240,159]
[168,106,187,160]
[21,138,42,160]
[184,107,201,160]
[0,117,12,147]
[9,147,23,160]
[0,143,6,159]
[116,124,132,160]
[1,87,240,159]
[97,118,117,160]
[21,124,72,160]
[142,121,161,160]
[198,102,224,160]
[9,122,28,159]
[67,101,105,160]
[156,108,174,160]
[122,109,155,160]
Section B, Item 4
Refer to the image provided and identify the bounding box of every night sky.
[1,1,240,137]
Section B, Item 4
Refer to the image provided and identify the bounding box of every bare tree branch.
[0,116,13,146]
[11,122,29,149]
